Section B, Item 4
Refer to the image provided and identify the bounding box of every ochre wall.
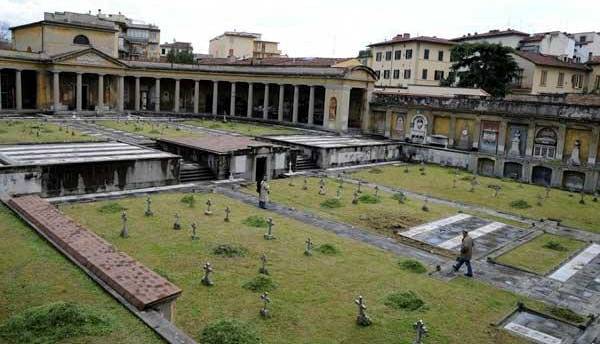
[564,128,591,160]
[433,115,450,136]
[13,26,43,52]
[454,118,475,144]
[43,25,118,57]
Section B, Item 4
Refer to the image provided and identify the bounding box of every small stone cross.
[205,199,213,215]
[319,177,325,187]
[173,213,181,230]
[144,196,153,216]
[354,295,372,326]
[302,177,308,190]
[422,198,429,212]
[264,217,275,240]
[304,238,314,256]
[352,191,359,205]
[260,292,271,318]
[120,210,128,238]
[224,206,231,222]
[579,190,586,205]
[319,184,326,196]
[337,174,344,188]
[545,186,551,199]
[201,262,214,286]
[357,180,362,193]
[191,223,198,240]
[259,254,269,275]
[413,319,428,344]
[336,185,342,199]
[452,176,457,189]
[374,185,379,197]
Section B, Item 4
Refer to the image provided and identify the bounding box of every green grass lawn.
[0,204,162,344]
[495,234,588,275]
[352,164,600,233]
[61,192,535,344]
[183,119,302,136]
[97,120,202,139]
[0,120,96,144]
[242,176,457,237]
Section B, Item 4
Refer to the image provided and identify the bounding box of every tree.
[166,50,194,64]
[443,43,520,98]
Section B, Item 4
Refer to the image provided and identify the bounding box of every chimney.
[403,33,410,39]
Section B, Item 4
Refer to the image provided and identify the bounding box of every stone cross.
[304,238,314,256]
[352,191,359,205]
[302,177,308,190]
[205,199,213,215]
[224,206,231,222]
[469,178,477,192]
[144,196,153,216]
[413,319,428,344]
[337,174,344,188]
[396,192,406,204]
[374,185,379,197]
[579,190,586,205]
[354,295,372,326]
[422,198,429,212]
[545,186,551,199]
[173,213,181,230]
[319,177,325,187]
[357,180,362,193]
[452,176,457,189]
[260,292,271,318]
[319,184,326,196]
[264,217,275,240]
[259,254,269,275]
[191,223,198,240]
[201,262,214,286]
[336,185,342,199]
[120,210,129,238]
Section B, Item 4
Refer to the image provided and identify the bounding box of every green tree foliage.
[167,50,195,64]
[443,43,519,97]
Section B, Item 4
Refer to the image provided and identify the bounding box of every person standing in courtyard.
[258,176,270,209]
[453,230,474,277]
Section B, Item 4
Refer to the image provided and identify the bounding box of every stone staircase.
[295,155,319,171]
[179,162,215,182]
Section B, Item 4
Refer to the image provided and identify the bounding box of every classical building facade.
[208,31,282,59]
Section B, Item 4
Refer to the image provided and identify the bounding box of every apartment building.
[208,31,282,59]
[573,32,600,63]
[452,29,529,49]
[518,31,575,61]
[367,34,454,87]
[160,40,193,57]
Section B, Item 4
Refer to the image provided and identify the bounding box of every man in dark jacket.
[453,230,474,277]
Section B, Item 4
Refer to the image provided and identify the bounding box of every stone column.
[361,89,372,132]
[117,75,124,112]
[15,69,22,111]
[98,74,104,112]
[588,126,599,165]
[174,79,180,112]
[278,84,284,122]
[247,82,253,117]
[76,72,83,112]
[134,76,140,111]
[497,120,508,154]
[154,78,161,112]
[212,80,218,115]
[263,83,269,119]
[525,121,536,156]
[323,86,333,129]
[308,85,315,125]
[193,80,199,113]
[230,82,236,116]
[556,124,567,160]
[53,71,60,111]
[292,85,299,123]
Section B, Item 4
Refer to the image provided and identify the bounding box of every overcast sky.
[1,0,597,57]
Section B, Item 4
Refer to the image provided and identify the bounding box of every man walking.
[258,176,270,209]
[453,230,474,277]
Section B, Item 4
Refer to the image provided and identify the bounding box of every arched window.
[73,35,90,45]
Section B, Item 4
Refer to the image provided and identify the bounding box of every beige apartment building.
[366,34,455,88]
[209,31,282,59]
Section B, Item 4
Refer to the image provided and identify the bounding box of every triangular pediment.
[51,48,128,68]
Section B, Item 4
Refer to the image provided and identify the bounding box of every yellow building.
[208,31,282,59]
[366,34,455,88]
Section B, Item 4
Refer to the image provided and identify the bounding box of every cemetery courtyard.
[0,120,96,144]
[56,192,544,344]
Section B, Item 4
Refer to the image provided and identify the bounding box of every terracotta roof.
[452,29,529,42]
[513,51,590,71]
[158,135,275,154]
[368,35,455,47]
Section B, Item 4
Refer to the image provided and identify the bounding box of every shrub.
[200,319,261,344]
[320,198,343,208]
[243,216,268,228]
[546,306,586,324]
[358,194,380,204]
[315,243,340,255]
[242,275,278,292]
[0,301,114,344]
[510,199,531,209]
[384,291,425,311]
[398,259,427,274]
[368,168,383,174]
[213,244,248,257]
[97,202,125,214]
[180,194,196,207]
[543,240,568,252]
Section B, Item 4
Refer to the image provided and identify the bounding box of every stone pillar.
[154,78,161,112]
[448,114,457,146]
[98,74,104,111]
[472,118,482,149]
[361,89,372,132]
[308,86,315,125]
[212,80,218,115]
[292,85,299,123]
[588,126,599,165]
[230,82,236,116]
[497,120,508,154]
[15,70,22,111]
[52,71,60,111]
[525,121,536,157]
[247,82,253,117]
[76,72,83,112]
[193,80,199,113]
[556,124,567,160]
[263,83,269,119]
[278,84,284,122]
[117,75,124,112]
[134,77,140,111]
[323,86,333,129]
[174,79,180,112]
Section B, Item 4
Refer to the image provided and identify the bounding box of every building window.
[394,50,402,60]
[404,69,411,79]
[383,70,391,79]
[161,48,166,55]
[533,127,557,159]
[73,35,90,45]
[376,52,382,61]
[375,71,381,79]
[405,49,413,59]
[438,50,444,61]
[434,70,444,81]
[540,70,548,87]
[572,74,583,89]
[393,69,400,79]
[579,35,587,43]
[557,72,564,87]
[423,49,430,60]
[385,51,392,61]
[422,69,428,79]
